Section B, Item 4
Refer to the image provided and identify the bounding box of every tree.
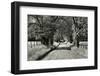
[28,15,59,47]
[72,17,88,47]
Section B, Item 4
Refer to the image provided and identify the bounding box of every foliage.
[28,15,88,47]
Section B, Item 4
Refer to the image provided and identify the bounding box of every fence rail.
[28,41,42,48]
[79,42,88,49]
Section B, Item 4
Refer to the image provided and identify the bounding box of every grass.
[28,44,50,61]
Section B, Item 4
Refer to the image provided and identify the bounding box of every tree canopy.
[28,15,88,47]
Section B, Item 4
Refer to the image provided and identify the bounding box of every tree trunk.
[72,31,77,47]
[72,32,80,47]
[48,35,54,47]
[72,17,79,48]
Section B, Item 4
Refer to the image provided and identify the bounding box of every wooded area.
[28,15,88,48]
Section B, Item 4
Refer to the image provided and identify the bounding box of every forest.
[28,15,88,48]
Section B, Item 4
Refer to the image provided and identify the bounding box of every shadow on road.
[36,45,71,60]
[36,47,57,60]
